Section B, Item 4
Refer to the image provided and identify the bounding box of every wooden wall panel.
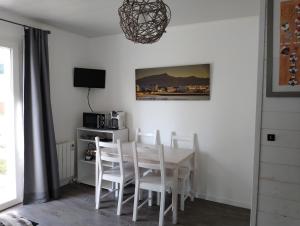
[255,1,300,226]
[259,179,300,202]
[261,146,300,166]
[261,129,300,149]
[262,97,300,113]
[257,211,300,226]
[258,195,300,219]
[260,163,300,185]
[262,111,300,131]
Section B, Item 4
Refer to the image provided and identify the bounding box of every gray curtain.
[23,28,60,204]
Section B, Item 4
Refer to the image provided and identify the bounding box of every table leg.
[172,167,178,224]
[191,153,196,200]
[115,183,119,198]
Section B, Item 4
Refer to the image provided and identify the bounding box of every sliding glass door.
[0,42,22,210]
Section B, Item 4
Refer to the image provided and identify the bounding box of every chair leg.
[95,174,103,209]
[180,194,185,211]
[159,191,165,226]
[180,178,187,211]
[148,190,152,206]
[190,192,195,202]
[117,182,124,216]
[191,171,195,202]
[139,189,143,200]
[133,183,139,222]
[157,192,160,206]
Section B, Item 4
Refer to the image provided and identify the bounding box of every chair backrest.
[95,137,124,176]
[135,128,159,145]
[170,132,196,152]
[132,142,165,186]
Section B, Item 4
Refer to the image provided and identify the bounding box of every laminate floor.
[5,184,250,226]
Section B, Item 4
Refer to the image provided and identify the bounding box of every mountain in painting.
[136,73,209,88]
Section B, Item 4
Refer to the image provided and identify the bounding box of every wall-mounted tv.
[74,67,106,88]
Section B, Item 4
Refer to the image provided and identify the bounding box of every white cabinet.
[76,127,128,189]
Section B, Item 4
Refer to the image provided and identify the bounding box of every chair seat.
[103,164,134,182]
[139,172,175,192]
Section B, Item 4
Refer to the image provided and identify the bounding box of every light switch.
[267,134,276,142]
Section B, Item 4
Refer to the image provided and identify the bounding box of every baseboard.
[195,193,251,209]
[59,177,74,187]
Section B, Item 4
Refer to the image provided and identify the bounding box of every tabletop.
[100,142,194,168]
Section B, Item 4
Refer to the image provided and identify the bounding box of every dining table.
[100,142,195,224]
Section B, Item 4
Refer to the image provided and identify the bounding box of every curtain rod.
[0,18,51,34]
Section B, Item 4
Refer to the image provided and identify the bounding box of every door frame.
[250,0,267,225]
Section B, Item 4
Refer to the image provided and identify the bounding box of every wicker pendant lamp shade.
[118,0,171,44]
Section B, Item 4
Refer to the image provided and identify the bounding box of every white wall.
[87,16,259,208]
[0,10,90,143]
[48,28,89,142]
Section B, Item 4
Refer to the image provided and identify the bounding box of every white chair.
[135,128,160,206]
[170,132,196,211]
[95,137,135,215]
[135,128,159,145]
[132,142,176,226]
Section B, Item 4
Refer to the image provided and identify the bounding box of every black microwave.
[83,112,110,129]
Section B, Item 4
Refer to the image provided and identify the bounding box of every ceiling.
[0,0,260,37]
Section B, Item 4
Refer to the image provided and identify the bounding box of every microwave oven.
[83,111,125,130]
[83,112,111,129]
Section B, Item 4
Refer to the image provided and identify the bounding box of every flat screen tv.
[74,67,106,88]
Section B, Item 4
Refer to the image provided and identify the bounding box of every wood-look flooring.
[5,184,250,226]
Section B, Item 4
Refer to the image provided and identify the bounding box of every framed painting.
[267,0,300,97]
[135,64,210,100]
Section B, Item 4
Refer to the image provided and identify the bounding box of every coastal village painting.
[136,64,210,100]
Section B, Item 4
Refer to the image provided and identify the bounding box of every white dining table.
[101,142,195,224]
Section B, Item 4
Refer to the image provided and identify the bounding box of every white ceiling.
[0,0,260,37]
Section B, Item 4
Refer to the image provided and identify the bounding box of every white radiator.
[56,141,75,186]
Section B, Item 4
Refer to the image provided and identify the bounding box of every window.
[0,43,22,210]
